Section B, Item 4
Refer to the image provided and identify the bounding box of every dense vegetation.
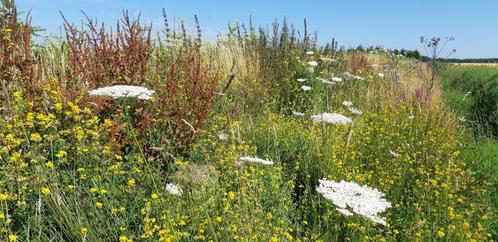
[0,1,496,241]
[440,65,498,236]
[440,66,498,137]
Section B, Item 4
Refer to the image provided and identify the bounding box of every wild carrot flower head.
[165,183,183,196]
[237,157,274,166]
[318,77,336,85]
[307,61,318,67]
[292,110,305,117]
[342,101,353,107]
[301,86,312,91]
[316,179,391,225]
[320,57,336,62]
[88,85,155,100]
[311,113,352,125]
[389,150,401,157]
[342,72,364,80]
[348,107,363,115]
[331,77,343,83]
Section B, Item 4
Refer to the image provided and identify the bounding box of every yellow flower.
[0,193,10,200]
[95,202,103,209]
[100,189,108,195]
[45,161,55,169]
[284,232,293,241]
[0,212,5,219]
[269,236,278,242]
[67,185,75,191]
[227,191,236,200]
[127,179,136,188]
[41,187,51,196]
[55,150,67,158]
[30,133,42,142]
[437,229,445,238]
[80,227,88,234]
[463,221,470,228]
[119,235,133,242]
[90,187,98,193]
[13,91,22,101]
[8,234,17,242]
[103,118,113,128]
[151,193,159,199]
[215,216,222,223]
[54,103,63,112]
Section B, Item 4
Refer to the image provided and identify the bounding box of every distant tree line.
[437,58,498,63]
[346,45,497,63]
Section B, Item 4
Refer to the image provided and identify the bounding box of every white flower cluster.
[330,77,343,83]
[348,107,363,115]
[389,150,401,157]
[318,76,343,85]
[88,85,155,100]
[341,101,363,115]
[342,101,353,107]
[342,72,364,80]
[307,61,318,67]
[320,57,337,62]
[165,183,183,196]
[292,110,305,117]
[316,179,391,226]
[296,78,306,82]
[311,112,352,125]
[237,157,274,166]
[301,85,312,91]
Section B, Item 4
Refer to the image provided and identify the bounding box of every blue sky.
[16,0,498,58]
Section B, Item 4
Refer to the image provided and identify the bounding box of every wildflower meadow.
[0,1,496,241]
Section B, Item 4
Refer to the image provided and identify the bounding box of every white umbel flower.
[318,78,336,85]
[296,78,306,82]
[378,73,385,78]
[342,72,364,80]
[348,107,363,115]
[330,77,343,83]
[307,61,318,67]
[316,179,391,226]
[217,131,229,141]
[292,110,305,116]
[301,85,312,91]
[165,183,183,196]
[238,157,274,166]
[88,85,155,100]
[389,150,401,158]
[336,208,353,216]
[306,51,314,55]
[311,112,352,125]
[320,57,337,62]
[342,101,353,107]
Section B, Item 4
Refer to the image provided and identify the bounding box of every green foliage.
[441,66,498,137]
